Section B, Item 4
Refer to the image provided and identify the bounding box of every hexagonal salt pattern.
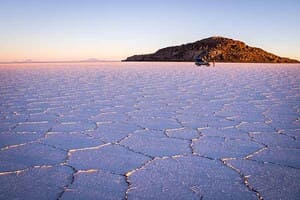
[0,62,299,199]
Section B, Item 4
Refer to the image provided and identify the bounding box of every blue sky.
[0,0,299,61]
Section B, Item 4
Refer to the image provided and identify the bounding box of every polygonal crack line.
[116,143,154,159]
[8,123,19,131]
[190,139,204,156]
[56,163,78,200]
[235,121,248,129]
[247,132,268,148]
[59,143,113,176]
[216,113,239,124]
[124,156,169,200]
[79,130,111,143]
[118,128,199,156]
[189,138,197,155]
[37,141,67,152]
[164,129,200,155]
[0,140,37,151]
[189,139,196,155]
[221,158,264,200]
[247,158,300,170]
[63,141,155,169]
[43,127,54,138]
[195,128,204,137]
[189,186,204,200]
[124,172,134,200]
[164,127,203,139]
[191,152,215,161]
[61,151,154,200]
[224,116,238,122]
[91,121,99,131]
[242,141,300,169]
[38,131,108,155]
[163,129,171,138]
[274,128,297,140]
[283,132,297,141]
[0,164,55,176]
[0,127,53,151]
[173,117,185,128]
[1,141,71,176]
[77,131,106,141]
[114,132,135,144]
[261,110,272,124]
[65,142,112,156]
[0,160,75,199]
[244,147,268,160]
[135,124,148,130]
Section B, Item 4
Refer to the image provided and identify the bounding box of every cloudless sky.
[0,0,299,61]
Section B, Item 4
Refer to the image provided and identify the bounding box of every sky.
[0,0,300,61]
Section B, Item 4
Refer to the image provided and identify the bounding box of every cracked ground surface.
[0,62,299,200]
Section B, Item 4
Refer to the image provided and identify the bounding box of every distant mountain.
[124,36,299,63]
[81,58,101,62]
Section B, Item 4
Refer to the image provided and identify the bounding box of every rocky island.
[124,36,299,63]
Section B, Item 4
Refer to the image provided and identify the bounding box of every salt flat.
[0,62,299,200]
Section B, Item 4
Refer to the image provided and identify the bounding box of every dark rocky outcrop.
[124,36,299,63]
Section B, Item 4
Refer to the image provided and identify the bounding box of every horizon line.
[0,59,120,64]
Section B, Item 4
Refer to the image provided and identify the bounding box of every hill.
[124,36,299,63]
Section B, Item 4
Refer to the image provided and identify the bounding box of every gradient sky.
[0,0,299,61]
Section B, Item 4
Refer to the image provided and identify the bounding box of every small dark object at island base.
[195,61,210,66]
[195,57,210,66]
